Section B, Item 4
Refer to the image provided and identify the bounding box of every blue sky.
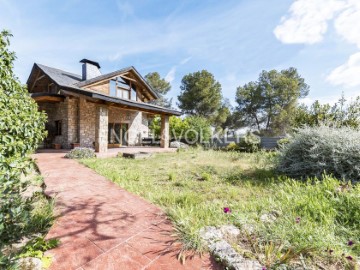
[1,0,360,107]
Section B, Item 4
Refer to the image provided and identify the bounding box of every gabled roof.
[27,63,83,87]
[27,63,181,116]
[28,63,159,100]
[75,66,159,99]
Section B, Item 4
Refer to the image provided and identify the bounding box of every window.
[131,85,137,101]
[109,76,137,101]
[110,80,116,96]
[55,120,62,136]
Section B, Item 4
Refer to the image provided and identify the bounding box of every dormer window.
[109,76,137,101]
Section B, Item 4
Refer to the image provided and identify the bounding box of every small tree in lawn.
[235,67,309,135]
[0,30,46,248]
[178,70,222,120]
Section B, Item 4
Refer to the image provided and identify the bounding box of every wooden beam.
[30,70,43,92]
[33,96,64,102]
[119,75,137,82]
[107,102,167,116]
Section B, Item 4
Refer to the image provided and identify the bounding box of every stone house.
[27,59,181,153]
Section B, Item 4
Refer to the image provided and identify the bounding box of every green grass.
[81,149,360,269]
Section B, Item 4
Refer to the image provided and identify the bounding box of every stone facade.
[79,98,96,148]
[39,97,151,151]
[38,100,67,148]
[95,106,108,153]
[160,115,169,148]
[66,97,78,148]
[108,107,149,146]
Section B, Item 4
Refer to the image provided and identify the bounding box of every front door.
[108,123,128,147]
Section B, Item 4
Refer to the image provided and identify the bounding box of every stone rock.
[240,223,255,234]
[259,210,280,223]
[220,225,241,244]
[260,213,277,223]
[209,240,262,270]
[199,226,223,243]
[122,152,152,159]
[17,257,42,270]
[170,141,189,149]
[200,226,263,270]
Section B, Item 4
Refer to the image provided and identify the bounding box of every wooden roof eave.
[59,86,181,116]
[31,93,65,103]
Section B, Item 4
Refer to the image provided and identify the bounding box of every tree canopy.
[293,94,360,129]
[145,72,172,108]
[235,67,309,135]
[178,70,223,121]
[150,115,211,144]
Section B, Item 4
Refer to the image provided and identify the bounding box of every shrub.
[150,115,211,145]
[65,147,96,159]
[238,132,260,152]
[226,142,238,151]
[0,30,46,248]
[277,125,360,182]
[277,137,290,147]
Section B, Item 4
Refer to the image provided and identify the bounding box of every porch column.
[95,105,108,153]
[160,115,169,148]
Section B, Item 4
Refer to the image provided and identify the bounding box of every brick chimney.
[80,59,101,80]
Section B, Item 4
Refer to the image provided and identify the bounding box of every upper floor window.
[109,77,137,101]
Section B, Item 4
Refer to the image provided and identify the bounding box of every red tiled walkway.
[34,152,221,270]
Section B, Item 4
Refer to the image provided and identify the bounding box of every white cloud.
[180,57,191,65]
[165,57,191,83]
[334,1,360,47]
[329,0,360,87]
[165,66,176,83]
[326,52,360,87]
[274,0,345,44]
[276,0,360,88]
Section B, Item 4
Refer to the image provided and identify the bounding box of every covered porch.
[33,91,177,153]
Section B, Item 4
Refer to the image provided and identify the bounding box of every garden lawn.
[81,149,360,269]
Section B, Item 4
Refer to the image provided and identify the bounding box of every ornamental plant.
[277,125,360,182]
[64,147,96,159]
[0,30,46,247]
[238,131,260,152]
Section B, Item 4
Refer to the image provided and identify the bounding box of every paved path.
[34,152,221,270]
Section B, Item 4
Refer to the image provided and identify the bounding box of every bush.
[277,125,360,182]
[277,137,290,147]
[0,30,46,248]
[65,147,96,159]
[238,132,260,152]
[150,115,211,145]
[225,142,238,151]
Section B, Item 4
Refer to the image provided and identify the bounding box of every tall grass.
[82,149,359,268]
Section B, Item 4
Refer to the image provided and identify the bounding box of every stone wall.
[79,98,96,148]
[38,100,67,148]
[66,97,79,148]
[108,107,149,146]
[38,97,150,150]
[129,112,149,145]
[95,106,108,152]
